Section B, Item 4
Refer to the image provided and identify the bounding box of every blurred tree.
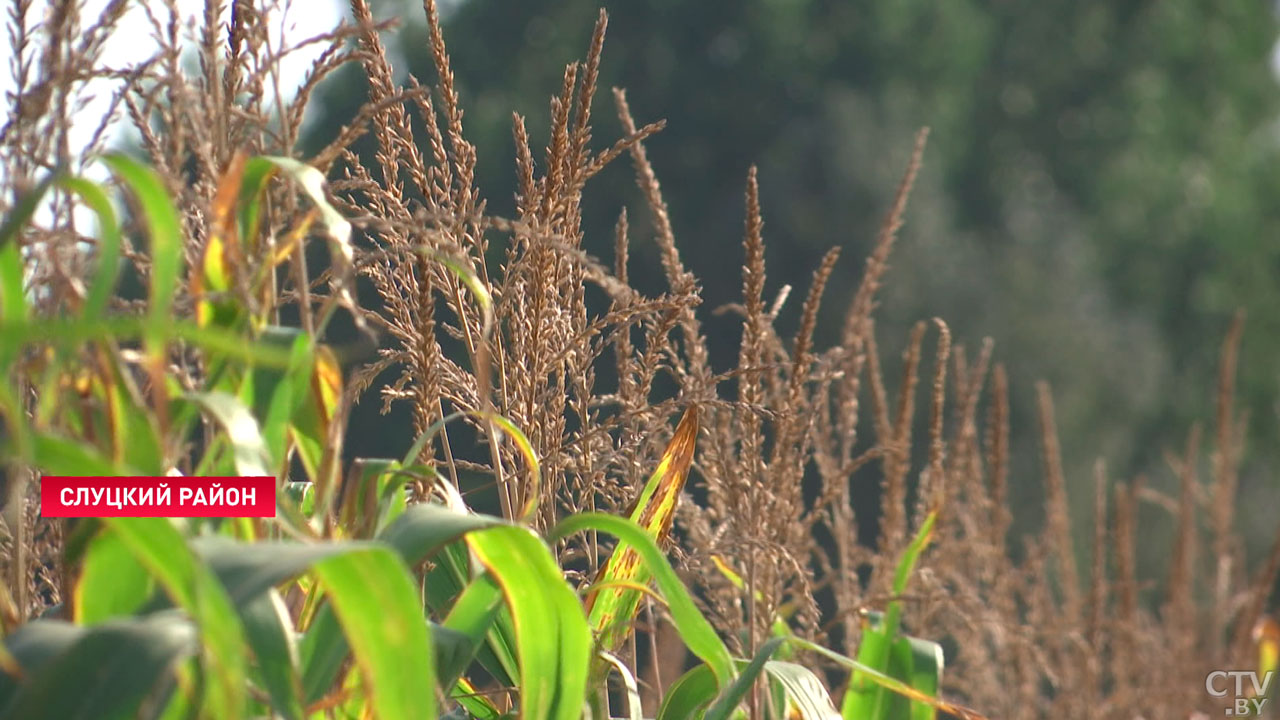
[305,0,1280,566]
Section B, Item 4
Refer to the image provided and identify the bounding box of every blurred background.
[300,1,1280,574]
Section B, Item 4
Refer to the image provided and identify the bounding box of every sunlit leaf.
[74,526,153,625]
[32,433,131,476]
[0,169,59,326]
[58,176,121,321]
[764,661,841,720]
[312,547,436,720]
[467,525,591,720]
[439,574,503,689]
[793,638,986,720]
[584,406,698,658]
[553,511,735,687]
[599,651,644,720]
[451,676,503,720]
[186,391,271,477]
[846,510,938,719]
[255,156,362,335]
[301,505,508,704]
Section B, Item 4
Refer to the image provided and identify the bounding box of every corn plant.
[0,155,981,720]
[7,2,1263,718]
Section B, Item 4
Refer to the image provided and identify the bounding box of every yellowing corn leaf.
[194,152,247,329]
[584,405,699,655]
[291,343,343,482]
[1255,616,1280,691]
[311,344,342,428]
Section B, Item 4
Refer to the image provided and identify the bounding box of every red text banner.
[40,476,276,518]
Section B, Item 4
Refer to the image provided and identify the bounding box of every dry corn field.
[1,2,1278,719]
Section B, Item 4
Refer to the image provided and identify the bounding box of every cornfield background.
[0,1,1278,719]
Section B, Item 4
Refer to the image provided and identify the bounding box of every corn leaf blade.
[584,406,699,655]
[466,525,591,720]
[552,511,736,687]
[311,547,436,720]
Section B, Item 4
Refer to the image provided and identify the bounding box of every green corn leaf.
[149,658,199,720]
[311,547,436,720]
[290,342,342,487]
[0,168,58,250]
[466,525,591,720]
[301,505,511,704]
[74,525,153,624]
[432,623,488,697]
[32,433,132,476]
[0,316,293,370]
[194,152,255,332]
[703,636,786,720]
[0,232,27,326]
[895,634,945,720]
[599,651,644,720]
[792,638,986,720]
[425,538,519,690]
[185,391,272,477]
[378,503,505,563]
[298,604,348,706]
[104,518,247,719]
[439,573,504,690]
[283,481,316,517]
[236,155,277,243]
[552,511,736,688]
[763,661,841,720]
[450,676,503,720]
[191,537,364,606]
[846,621,892,720]
[846,510,938,720]
[253,328,313,474]
[240,589,304,720]
[892,511,938,601]
[657,664,719,720]
[0,620,82,709]
[0,614,196,720]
